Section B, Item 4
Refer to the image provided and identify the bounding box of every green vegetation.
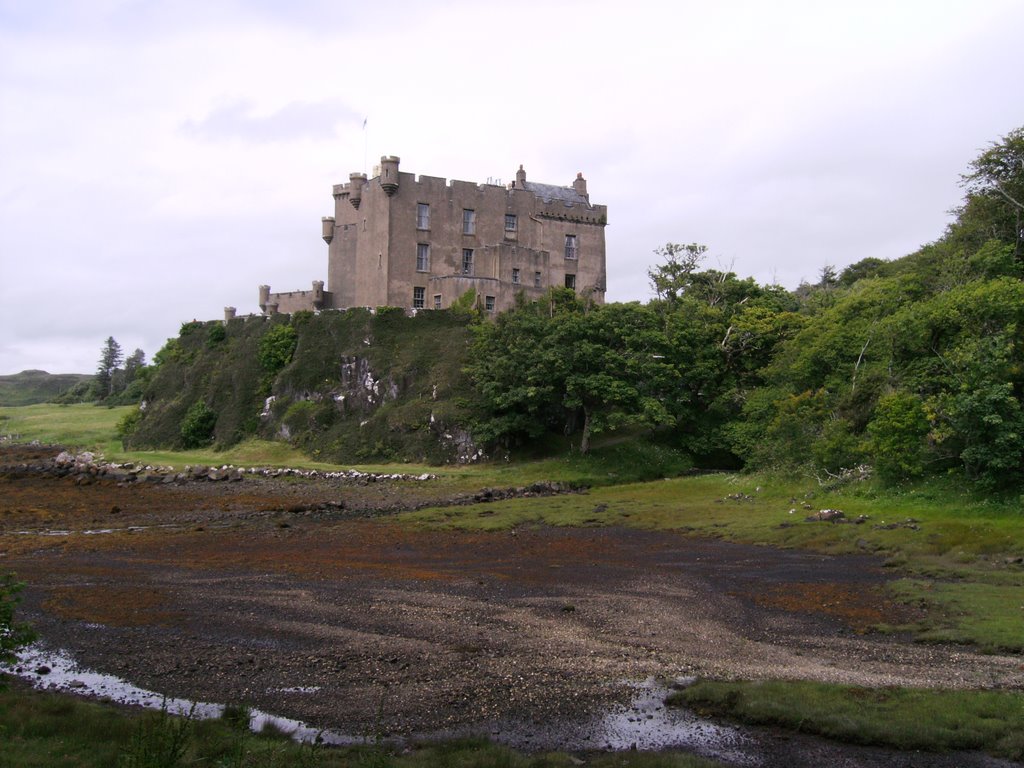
[0,403,135,455]
[120,309,481,463]
[0,684,725,768]
[0,575,35,685]
[0,370,92,407]
[669,679,1024,760]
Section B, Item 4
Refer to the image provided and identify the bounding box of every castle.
[256,155,607,316]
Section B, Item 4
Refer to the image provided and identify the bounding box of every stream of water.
[7,643,757,763]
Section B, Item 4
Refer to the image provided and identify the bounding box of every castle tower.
[312,280,324,309]
[258,285,270,311]
[379,156,400,195]
[224,307,236,323]
[321,216,335,244]
[348,173,367,209]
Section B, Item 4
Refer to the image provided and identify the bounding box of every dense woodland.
[115,127,1023,488]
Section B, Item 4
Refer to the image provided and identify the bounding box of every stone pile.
[17,449,437,486]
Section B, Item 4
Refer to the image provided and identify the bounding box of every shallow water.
[8,645,360,746]
[7,644,756,762]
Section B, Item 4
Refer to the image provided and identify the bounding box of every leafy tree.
[558,303,676,453]
[868,392,930,481]
[962,126,1024,261]
[468,292,676,453]
[95,336,123,398]
[647,242,707,303]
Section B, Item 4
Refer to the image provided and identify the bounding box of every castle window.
[413,286,425,309]
[463,209,476,235]
[462,249,474,275]
[534,271,542,287]
[416,203,430,230]
[512,267,520,285]
[564,234,578,260]
[416,243,430,272]
[433,293,442,310]
[565,273,576,291]
[485,295,495,312]
[505,214,517,232]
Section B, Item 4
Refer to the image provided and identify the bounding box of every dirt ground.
[2,444,1023,767]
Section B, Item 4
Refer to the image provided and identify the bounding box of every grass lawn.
[669,679,1024,760]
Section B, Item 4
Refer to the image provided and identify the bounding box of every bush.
[179,402,217,449]
[868,392,930,482]
[116,408,143,440]
[257,324,297,376]
[206,324,226,348]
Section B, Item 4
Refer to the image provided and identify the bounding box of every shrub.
[116,407,143,440]
[257,324,297,375]
[179,402,217,449]
[868,391,930,482]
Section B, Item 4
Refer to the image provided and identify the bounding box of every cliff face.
[125,308,482,464]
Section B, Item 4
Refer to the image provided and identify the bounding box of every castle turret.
[573,172,588,200]
[379,155,400,196]
[224,306,236,323]
[258,285,270,311]
[321,216,335,244]
[312,280,324,309]
[348,173,367,209]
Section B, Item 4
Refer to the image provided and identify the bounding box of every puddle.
[5,645,360,746]
[431,677,757,764]
[7,524,182,537]
[5,646,757,763]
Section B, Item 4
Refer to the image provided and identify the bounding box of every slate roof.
[522,181,590,206]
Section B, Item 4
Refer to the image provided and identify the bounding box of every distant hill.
[0,370,93,406]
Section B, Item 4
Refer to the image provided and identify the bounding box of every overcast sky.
[1,0,1021,375]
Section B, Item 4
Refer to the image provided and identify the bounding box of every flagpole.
[363,117,368,175]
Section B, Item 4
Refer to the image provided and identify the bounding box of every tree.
[647,242,708,302]
[962,126,1024,261]
[557,303,676,453]
[868,392,930,481]
[95,336,123,398]
[124,348,146,378]
[468,292,676,453]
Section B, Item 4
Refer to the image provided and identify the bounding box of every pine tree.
[95,336,123,398]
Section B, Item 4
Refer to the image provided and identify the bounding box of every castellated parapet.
[259,155,608,315]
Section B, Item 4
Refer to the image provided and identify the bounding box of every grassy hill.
[0,370,92,406]
[123,308,482,464]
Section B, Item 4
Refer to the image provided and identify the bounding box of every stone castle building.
[257,155,607,316]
